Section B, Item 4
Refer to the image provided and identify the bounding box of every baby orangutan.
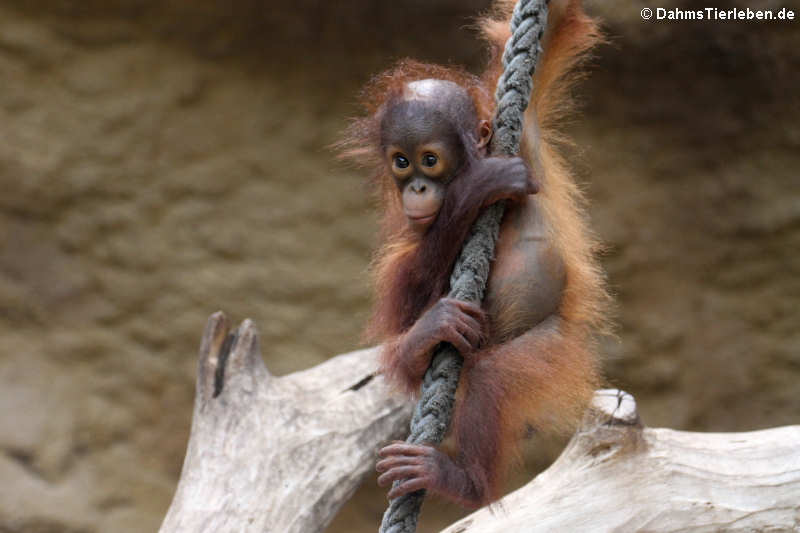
[340,0,609,509]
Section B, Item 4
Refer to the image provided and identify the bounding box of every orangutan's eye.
[394,155,410,169]
[422,154,438,167]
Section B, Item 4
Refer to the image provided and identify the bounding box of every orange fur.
[455,0,611,497]
[342,0,610,506]
[455,316,600,500]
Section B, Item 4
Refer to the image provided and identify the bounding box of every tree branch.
[161,315,800,533]
[443,389,800,533]
[159,312,413,533]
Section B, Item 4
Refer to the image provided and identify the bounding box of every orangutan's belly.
[483,200,565,343]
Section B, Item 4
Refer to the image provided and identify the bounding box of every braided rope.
[378,2,548,531]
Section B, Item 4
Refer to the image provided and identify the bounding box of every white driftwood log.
[444,389,800,533]
[161,314,800,533]
[159,312,413,533]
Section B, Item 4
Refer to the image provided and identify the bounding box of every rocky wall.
[0,1,797,532]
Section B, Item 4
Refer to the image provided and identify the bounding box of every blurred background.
[0,0,797,532]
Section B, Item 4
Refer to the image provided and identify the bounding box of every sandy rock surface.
[0,1,797,532]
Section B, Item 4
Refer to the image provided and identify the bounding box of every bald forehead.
[402,79,476,120]
[403,79,465,100]
[380,79,478,147]
[380,99,458,148]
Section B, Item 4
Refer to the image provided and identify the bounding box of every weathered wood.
[159,312,413,533]
[161,316,800,533]
[443,389,800,533]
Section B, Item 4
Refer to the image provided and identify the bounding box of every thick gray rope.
[378,1,549,532]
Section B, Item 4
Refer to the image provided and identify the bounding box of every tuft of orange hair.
[481,0,612,337]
